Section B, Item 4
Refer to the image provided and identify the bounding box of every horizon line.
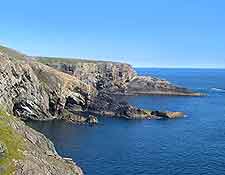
[134,67,225,69]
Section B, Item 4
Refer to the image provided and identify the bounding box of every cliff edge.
[37,57,202,96]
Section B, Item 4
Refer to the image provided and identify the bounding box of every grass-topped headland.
[36,56,123,65]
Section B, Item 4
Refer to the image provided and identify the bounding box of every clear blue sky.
[1,0,225,68]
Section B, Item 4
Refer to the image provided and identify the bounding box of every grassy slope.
[0,45,26,61]
[36,56,122,65]
[0,109,24,175]
[0,44,126,65]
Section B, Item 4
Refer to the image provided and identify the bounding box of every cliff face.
[37,57,137,92]
[37,57,201,96]
[0,53,50,120]
[2,46,166,122]
[0,51,96,121]
[0,46,197,122]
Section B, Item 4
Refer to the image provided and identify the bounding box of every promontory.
[0,45,201,175]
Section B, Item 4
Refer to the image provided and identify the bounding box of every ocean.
[27,68,225,175]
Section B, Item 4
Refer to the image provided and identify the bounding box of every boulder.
[151,111,184,119]
[86,115,98,124]
[0,143,7,157]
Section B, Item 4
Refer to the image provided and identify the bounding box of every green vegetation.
[144,109,152,114]
[0,109,24,175]
[37,56,119,65]
[0,45,26,61]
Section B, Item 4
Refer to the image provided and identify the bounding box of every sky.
[0,0,225,68]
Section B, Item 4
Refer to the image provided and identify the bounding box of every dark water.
[27,68,225,175]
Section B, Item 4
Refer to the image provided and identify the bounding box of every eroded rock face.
[30,61,96,118]
[0,52,96,122]
[0,54,51,120]
[37,57,202,96]
[37,57,137,92]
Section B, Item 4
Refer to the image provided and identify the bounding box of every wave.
[211,88,225,92]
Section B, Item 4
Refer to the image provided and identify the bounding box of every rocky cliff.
[0,45,197,174]
[37,57,137,93]
[0,45,194,122]
[0,48,95,122]
[37,57,201,96]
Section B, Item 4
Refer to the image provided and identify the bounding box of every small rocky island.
[0,45,201,174]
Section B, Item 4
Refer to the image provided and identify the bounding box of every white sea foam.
[211,88,225,92]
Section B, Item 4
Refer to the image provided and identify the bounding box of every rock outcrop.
[37,57,202,96]
[0,48,95,122]
[126,76,202,96]
[37,57,137,93]
[87,92,184,119]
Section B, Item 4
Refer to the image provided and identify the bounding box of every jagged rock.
[0,143,7,156]
[37,57,202,96]
[126,76,202,96]
[0,54,51,120]
[87,92,150,119]
[150,111,183,118]
[61,110,98,124]
[61,111,88,124]
[37,57,136,92]
[86,115,98,124]
[163,112,184,118]
[0,50,95,122]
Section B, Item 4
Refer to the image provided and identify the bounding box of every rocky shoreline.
[0,45,202,174]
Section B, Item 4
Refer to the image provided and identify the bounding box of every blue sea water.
[27,68,225,175]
